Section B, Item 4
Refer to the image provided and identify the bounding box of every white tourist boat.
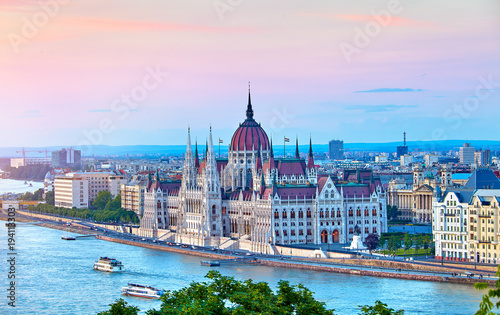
[121,283,165,299]
[93,257,124,272]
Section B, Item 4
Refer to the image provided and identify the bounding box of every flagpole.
[218,141,220,158]
[284,136,285,157]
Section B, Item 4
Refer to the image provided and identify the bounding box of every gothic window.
[372,209,377,216]
[349,227,353,234]
[275,230,279,236]
[337,211,341,218]
[274,211,279,219]
[373,227,377,234]
[331,210,335,218]
[325,210,329,218]
[291,211,295,219]
[212,205,216,215]
[299,229,303,236]
[365,209,369,216]
[291,230,296,236]
[349,209,353,217]
[299,211,304,218]
[307,210,311,218]
[357,209,361,216]
[282,211,287,219]
[320,211,324,218]
[365,227,369,234]
[307,229,312,235]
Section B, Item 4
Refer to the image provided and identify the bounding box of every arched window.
[299,211,304,218]
[307,210,312,218]
[291,211,295,219]
[282,211,287,219]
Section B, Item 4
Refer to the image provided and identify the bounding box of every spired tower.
[223,88,270,191]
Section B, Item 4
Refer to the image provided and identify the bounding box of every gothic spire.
[295,137,300,159]
[308,136,315,170]
[194,140,200,168]
[246,82,254,120]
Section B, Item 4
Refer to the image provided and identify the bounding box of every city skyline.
[1,0,499,148]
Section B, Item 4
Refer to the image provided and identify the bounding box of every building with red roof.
[138,89,387,252]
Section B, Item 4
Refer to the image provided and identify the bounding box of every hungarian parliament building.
[138,92,388,254]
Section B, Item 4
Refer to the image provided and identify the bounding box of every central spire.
[246,81,254,120]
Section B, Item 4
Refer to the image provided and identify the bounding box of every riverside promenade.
[2,209,497,286]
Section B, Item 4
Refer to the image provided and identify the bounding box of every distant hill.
[0,140,499,158]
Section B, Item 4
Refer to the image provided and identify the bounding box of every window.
[307,210,311,218]
[299,211,304,218]
[365,209,369,216]
[299,229,303,236]
[307,229,312,235]
[291,211,295,219]
[275,230,279,236]
[320,211,324,218]
[291,230,296,236]
[282,211,287,219]
[274,211,279,219]
[349,227,353,234]
[365,227,369,234]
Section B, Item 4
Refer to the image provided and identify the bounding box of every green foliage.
[6,164,52,181]
[414,236,422,251]
[387,235,402,255]
[403,233,413,253]
[387,205,402,221]
[45,190,55,206]
[97,298,139,315]
[475,266,500,315]
[18,188,44,201]
[144,271,335,315]
[93,191,113,210]
[30,202,139,224]
[359,300,405,315]
[364,233,380,253]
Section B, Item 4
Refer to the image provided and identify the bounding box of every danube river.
[0,179,44,195]
[0,224,485,314]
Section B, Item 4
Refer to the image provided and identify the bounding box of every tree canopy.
[474,265,500,315]
[364,233,380,253]
[99,272,407,315]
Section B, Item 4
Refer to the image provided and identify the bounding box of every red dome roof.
[230,91,270,151]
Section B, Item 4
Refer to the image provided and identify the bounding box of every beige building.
[469,190,500,264]
[121,182,146,217]
[54,174,89,208]
[55,171,126,209]
[433,168,500,262]
[387,167,453,222]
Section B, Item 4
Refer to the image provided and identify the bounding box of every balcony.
[478,240,491,244]
[478,214,491,218]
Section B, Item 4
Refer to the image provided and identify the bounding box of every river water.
[0,224,485,314]
[0,179,44,195]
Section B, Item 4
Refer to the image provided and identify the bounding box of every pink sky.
[0,0,499,148]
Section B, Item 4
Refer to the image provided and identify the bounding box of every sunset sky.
[1,0,499,149]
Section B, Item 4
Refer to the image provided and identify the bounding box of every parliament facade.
[138,92,388,253]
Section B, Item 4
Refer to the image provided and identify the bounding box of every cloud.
[15,110,43,118]
[294,13,436,28]
[88,109,138,113]
[354,88,424,93]
[345,105,418,113]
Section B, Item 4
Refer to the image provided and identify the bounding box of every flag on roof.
[219,139,223,143]
[284,137,290,142]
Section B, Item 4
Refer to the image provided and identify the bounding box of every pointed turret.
[269,138,275,169]
[194,141,200,168]
[155,169,161,189]
[246,83,254,120]
[147,170,153,190]
[205,126,220,193]
[183,127,196,188]
[255,145,263,171]
[308,137,315,169]
[295,137,300,159]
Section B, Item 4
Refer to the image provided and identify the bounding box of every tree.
[474,265,500,315]
[403,233,413,254]
[141,271,334,315]
[414,236,422,252]
[359,300,405,315]
[387,205,402,221]
[93,191,112,210]
[45,191,55,206]
[364,233,380,254]
[97,298,139,315]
